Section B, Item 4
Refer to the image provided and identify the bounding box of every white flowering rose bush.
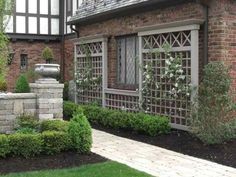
[161,52,191,99]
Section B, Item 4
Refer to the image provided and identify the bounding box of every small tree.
[190,62,236,144]
[42,47,54,64]
[0,0,14,91]
[15,74,30,93]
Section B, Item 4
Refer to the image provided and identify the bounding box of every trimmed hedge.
[63,101,80,120]
[63,101,171,136]
[41,131,72,155]
[41,120,69,132]
[9,133,43,158]
[0,116,92,159]
[0,135,10,158]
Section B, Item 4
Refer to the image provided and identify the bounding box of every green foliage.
[42,46,54,63]
[0,0,13,89]
[9,133,43,158]
[63,101,80,120]
[63,82,69,101]
[15,114,39,130]
[15,74,30,93]
[40,120,69,132]
[190,62,236,144]
[41,131,72,155]
[0,134,10,158]
[68,112,92,153]
[82,104,170,136]
[64,102,170,136]
[0,75,7,91]
[16,127,37,134]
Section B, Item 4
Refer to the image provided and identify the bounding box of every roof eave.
[68,0,195,26]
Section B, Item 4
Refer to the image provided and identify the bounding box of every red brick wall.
[76,2,205,89]
[208,0,236,91]
[7,41,62,91]
[63,38,75,82]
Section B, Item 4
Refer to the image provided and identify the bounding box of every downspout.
[70,24,79,38]
[203,4,209,65]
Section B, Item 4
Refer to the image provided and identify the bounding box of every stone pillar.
[30,82,64,121]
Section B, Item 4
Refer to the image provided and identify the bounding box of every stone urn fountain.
[35,64,60,84]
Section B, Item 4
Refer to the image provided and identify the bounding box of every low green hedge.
[41,131,72,155]
[0,113,92,159]
[9,133,43,158]
[41,120,69,132]
[63,101,171,136]
[0,134,10,158]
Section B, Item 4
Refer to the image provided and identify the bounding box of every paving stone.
[91,129,236,177]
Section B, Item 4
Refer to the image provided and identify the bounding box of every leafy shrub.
[42,46,54,63]
[41,131,72,155]
[15,74,30,93]
[40,120,69,132]
[15,114,39,130]
[9,133,43,158]
[63,101,80,120]
[68,112,92,153]
[190,62,236,144]
[0,75,7,91]
[16,127,37,134]
[130,113,170,136]
[0,134,10,158]
[82,105,170,136]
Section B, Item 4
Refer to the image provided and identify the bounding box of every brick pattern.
[7,41,62,91]
[208,0,236,92]
[63,39,75,81]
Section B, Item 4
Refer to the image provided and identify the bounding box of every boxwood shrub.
[8,133,43,158]
[0,134,10,158]
[41,131,72,155]
[63,101,171,136]
[68,113,92,153]
[63,101,80,120]
[40,120,69,132]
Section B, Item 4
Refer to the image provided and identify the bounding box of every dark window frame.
[20,54,28,70]
[116,34,139,89]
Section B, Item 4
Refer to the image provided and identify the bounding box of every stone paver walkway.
[91,129,236,177]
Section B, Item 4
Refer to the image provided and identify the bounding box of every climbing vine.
[75,44,102,93]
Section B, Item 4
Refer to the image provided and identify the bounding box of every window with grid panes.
[117,35,139,86]
[20,54,28,70]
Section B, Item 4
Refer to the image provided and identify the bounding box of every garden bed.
[92,124,236,168]
[0,152,107,175]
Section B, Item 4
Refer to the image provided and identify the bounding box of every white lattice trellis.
[139,25,199,130]
[74,23,200,130]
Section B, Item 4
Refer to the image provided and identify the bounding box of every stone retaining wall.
[0,82,64,134]
[0,93,37,133]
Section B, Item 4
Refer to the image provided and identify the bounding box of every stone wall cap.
[30,83,64,88]
[0,93,36,100]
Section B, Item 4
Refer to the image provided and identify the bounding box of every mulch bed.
[92,124,236,168]
[0,152,107,175]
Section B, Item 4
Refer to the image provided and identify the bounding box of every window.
[16,16,26,33]
[117,35,139,86]
[20,54,28,70]
[28,0,37,14]
[28,17,37,34]
[16,0,26,13]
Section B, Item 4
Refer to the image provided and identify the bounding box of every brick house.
[4,0,236,130]
[5,0,78,90]
[67,0,236,130]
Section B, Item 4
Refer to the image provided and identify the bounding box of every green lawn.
[1,161,152,177]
